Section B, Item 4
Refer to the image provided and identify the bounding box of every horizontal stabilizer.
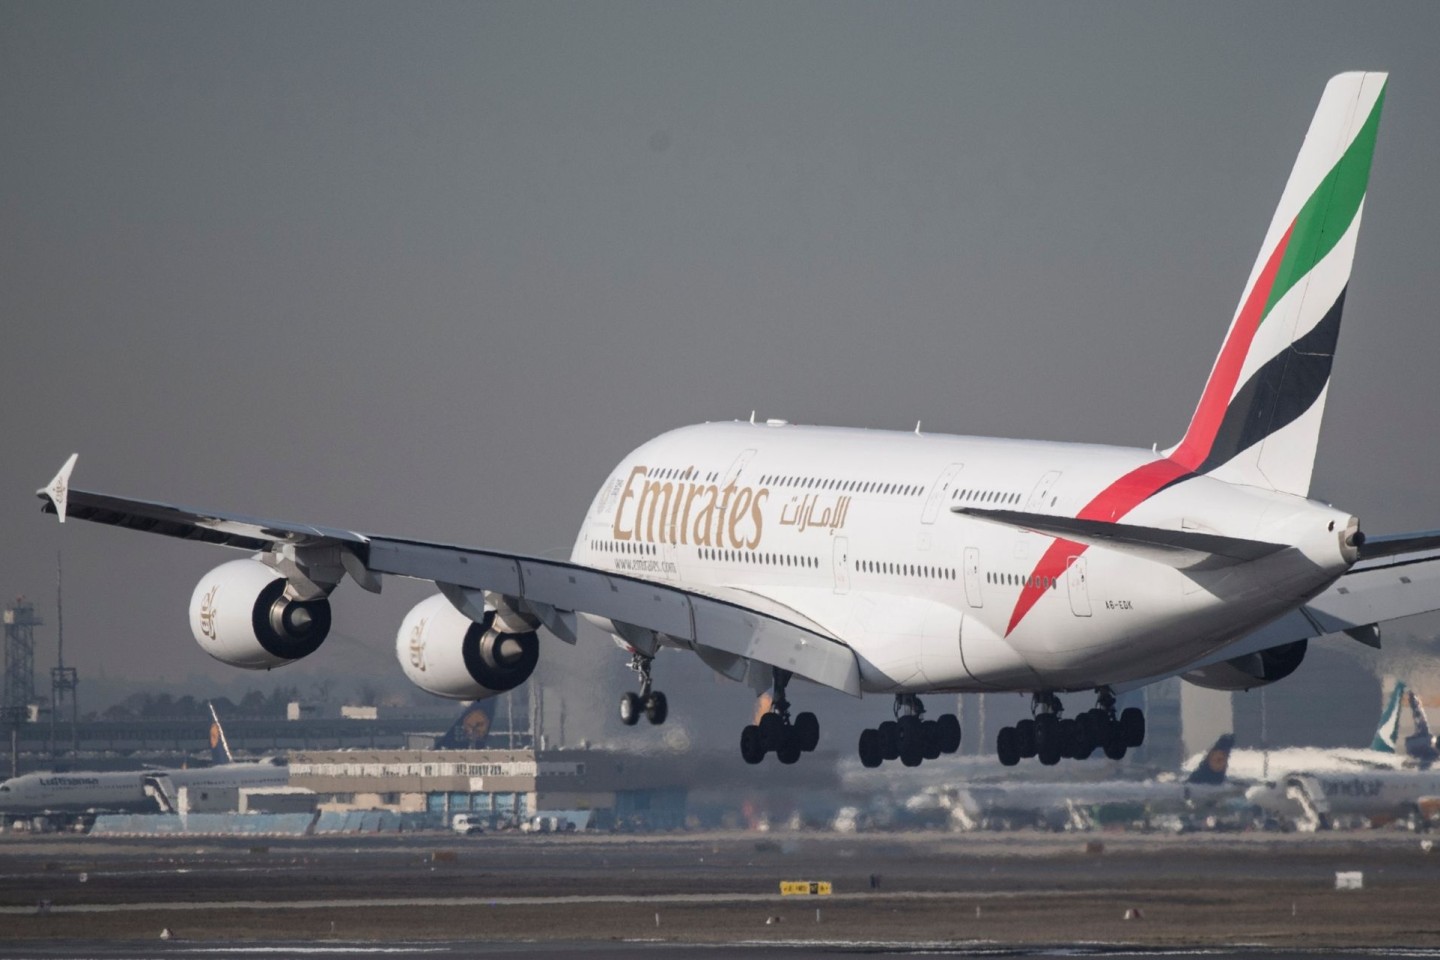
[953,507,1287,571]
[1357,530,1440,562]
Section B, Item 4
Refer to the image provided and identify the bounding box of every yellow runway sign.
[779,881,832,896]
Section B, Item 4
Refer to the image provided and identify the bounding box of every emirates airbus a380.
[37,73,1440,770]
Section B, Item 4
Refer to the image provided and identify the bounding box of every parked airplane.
[950,734,1239,830]
[0,705,288,826]
[1246,760,1440,830]
[34,72,1440,772]
[1201,681,1438,782]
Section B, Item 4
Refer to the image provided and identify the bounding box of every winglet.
[38,454,79,523]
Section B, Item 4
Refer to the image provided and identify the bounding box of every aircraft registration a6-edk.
[36,73,1440,770]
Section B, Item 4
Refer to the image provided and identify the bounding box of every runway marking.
[0,887,1145,915]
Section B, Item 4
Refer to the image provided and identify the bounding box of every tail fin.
[1186,734,1235,785]
[1170,72,1387,496]
[1403,689,1439,766]
[207,701,234,764]
[1372,680,1405,753]
[1409,689,1434,741]
[436,700,496,749]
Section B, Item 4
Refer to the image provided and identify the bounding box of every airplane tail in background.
[1403,688,1439,766]
[1169,72,1386,496]
[1186,734,1235,785]
[1372,681,1406,753]
[436,700,497,750]
[207,702,234,764]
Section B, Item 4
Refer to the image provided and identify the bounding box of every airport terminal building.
[288,747,691,830]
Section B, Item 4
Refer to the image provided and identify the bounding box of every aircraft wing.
[38,464,862,697]
[1118,540,1440,690]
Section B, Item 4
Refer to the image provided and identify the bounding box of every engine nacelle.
[397,593,539,700]
[189,559,332,669]
[1182,639,1308,692]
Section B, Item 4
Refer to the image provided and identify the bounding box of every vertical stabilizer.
[207,702,234,764]
[1186,734,1235,785]
[1170,73,1387,495]
[1371,680,1405,753]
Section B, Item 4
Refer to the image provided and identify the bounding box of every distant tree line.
[97,687,301,721]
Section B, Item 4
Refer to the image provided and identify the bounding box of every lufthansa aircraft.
[35,73,1440,771]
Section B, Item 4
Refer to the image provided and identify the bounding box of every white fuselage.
[1248,768,1440,823]
[570,421,1356,695]
[0,760,289,816]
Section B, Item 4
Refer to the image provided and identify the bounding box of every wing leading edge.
[37,463,861,696]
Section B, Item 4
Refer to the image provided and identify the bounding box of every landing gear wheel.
[793,712,820,752]
[775,728,802,765]
[921,720,943,760]
[996,726,1020,767]
[757,712,785,751]
[619,692,642,726]
[858,728,883,768]
[1058,718,1080,760]
[1035,715,1062,766]
[643,691,668,725]
[1119,707,1145,748]
[878,721,900,761]
[897,716,925,767]
[1103,735,1128,761]
[740,724,765,764]
[1015,719,1037,759]
[936,714,962,754]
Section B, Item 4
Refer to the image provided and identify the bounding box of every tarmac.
[0,830,1437,954]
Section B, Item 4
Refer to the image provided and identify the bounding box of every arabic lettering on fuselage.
[610,466,851,550]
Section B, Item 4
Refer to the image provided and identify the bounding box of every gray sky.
[2,2,1438,741]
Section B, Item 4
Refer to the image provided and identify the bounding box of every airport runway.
[0,831,1438,954]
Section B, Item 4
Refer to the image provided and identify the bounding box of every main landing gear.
[994,689,1145,767]
[739,669,821,765]
[856,695,962,769]
[618,653,668,726]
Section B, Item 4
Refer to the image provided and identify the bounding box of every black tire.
[740,724,765,764]
[878,720,901,761]
[1015,719,1038,758]
[794,712,820,752]
[921,720,942,760]
[1120,707,1145,747]
[1035,715,1062,766]
[1058,718,1080,760]
[936,713,962,754]
[776,728,802,765]
[619,692,642,727]
[858,728,882,768]
[898,716,925,767]
[1103,738,1128,761]
[758,712,784,751]
[643,691,668,725]
[996,726,1020,767]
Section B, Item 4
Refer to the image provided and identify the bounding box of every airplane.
[1195,680,1438,782]
[1245,758,1440,830]
[948,734,1240,831]
[0,704,289,826]
[32,72,1440,773]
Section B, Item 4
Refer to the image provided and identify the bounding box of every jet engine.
[189,559,332,669]
[397,593,539,700]
[1182,639,1308,692]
